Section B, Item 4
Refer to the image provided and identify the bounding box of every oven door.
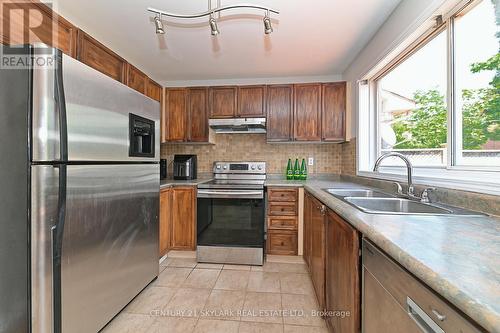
[197,189,265,250]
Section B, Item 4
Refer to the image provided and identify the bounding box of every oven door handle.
[197,190,264,199]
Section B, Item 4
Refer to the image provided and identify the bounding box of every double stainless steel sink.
[324,188,483,216]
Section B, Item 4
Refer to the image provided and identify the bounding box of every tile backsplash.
[161,134,343,175]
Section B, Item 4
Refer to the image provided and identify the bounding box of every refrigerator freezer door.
[62,54,160,162]
[61,164,159,333]
[31,165,61,333]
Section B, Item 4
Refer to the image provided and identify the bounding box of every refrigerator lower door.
[61,164,159,333]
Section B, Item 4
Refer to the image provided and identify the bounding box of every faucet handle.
[393,182,403,195]
[420,187,436,203]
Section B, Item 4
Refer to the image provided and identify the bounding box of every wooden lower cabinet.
[159,187,172,256]
[171,186,196,250]
[325,209,360,333]
[159,186,196,256]
[267,230,297,255]
[309,194,326,310]
[266,187,298,255]
[303,192,313,268]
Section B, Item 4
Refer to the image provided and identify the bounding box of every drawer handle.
[280,242,284,246]
[431,309,446,322]
[281,194,285,197]
[406,297,444,333]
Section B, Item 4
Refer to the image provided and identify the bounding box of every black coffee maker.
[173,155,197,180]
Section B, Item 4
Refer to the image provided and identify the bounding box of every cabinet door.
[293,84,321,141]
[310,195,326,309]
[237,85,266,117]
[159,188,172,257]
[363,269,421,333]
[146,79,162,102]
[188,87,209,142]
[322,82,346,141]
[171,187,196,250]
[165,88,188,142]
[209,86,237,118]
[326,209,360,333]
[76,30,127,83]
[1,1,77,57]
[303,193,313,269]
[266,85,293,141]
[127,64,147,94]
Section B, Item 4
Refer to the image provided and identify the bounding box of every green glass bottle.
[300,158,307,180]
[286,159,293,180]
[293,158,300,180]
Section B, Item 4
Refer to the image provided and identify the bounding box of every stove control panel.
[213,162,266,174]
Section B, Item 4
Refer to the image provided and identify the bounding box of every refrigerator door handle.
[52,164,67,333]
[54,50,68,161]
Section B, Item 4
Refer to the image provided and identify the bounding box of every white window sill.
[357,167,500,196]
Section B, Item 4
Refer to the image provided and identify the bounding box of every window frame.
[358,0,500,195]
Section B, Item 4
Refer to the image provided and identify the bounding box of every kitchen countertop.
[301,179,500,333]
[160,177,211,189]
[159,175,500,330]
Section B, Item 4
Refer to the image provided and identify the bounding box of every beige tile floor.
[101,253,328,333]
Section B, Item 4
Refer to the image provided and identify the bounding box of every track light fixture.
[148,2,279,36]
[263,10,273,34]
[209,13,220,36]
[154,15,165,34]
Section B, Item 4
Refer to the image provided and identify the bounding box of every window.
[369,0,499,170]
[358,0,500,194]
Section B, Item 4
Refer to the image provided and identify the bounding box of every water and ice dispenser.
[129,113,155,157]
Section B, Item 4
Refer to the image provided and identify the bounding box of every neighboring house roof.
[380,89,416,114]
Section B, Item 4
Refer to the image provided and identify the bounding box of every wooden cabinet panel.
[363,269,421,333]
[165,88,188,142]
[171,187,196,250]
[159,188,172,257]
[266,85,293,141]
[267,216,298,230]
[1,1,77,57]
[76,30,127,83]
[268,188,298,202]
[322,82,346,141]
[310,195,326,309]
[127,64,147,94]
[325,209,360,333]
[293,84,321,141]
[303,192,313,268]
[268,202,297,216]
[209,86,237,118]
[146,79,162,102]
[237,85,266,117]
[188,87,209,142]
[267,230,298,255]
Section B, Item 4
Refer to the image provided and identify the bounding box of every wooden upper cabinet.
[1,1,77,57]
[126,64,147,94]
[165,88,188,142]
[146,79,162,102]
[326,209,360,333]
[294,84,321,141]
[266,85,293,141]
[76,30,127,83]
[209,86,237,118]
[171,187,196,250]
[237,85,266,117]
[188,87,209,142]
[322,82,346,141]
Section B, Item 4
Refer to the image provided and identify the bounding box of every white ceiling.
[54,0,401,85]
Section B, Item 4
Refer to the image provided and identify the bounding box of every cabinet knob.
[281,242,284,246]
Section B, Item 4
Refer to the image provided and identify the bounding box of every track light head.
[154,15,165,34]
[263,13,273,34]
[209,15,220,36]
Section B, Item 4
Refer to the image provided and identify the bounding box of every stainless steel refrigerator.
[0,46,160,333]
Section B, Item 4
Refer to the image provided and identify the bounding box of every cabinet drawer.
[268,188,298,202]
[267,230,297,255]
[268,202,297,216]
[268,216,298,230]
[363,240,483,333]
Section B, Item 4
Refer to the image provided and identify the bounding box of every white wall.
[342,0,448,139]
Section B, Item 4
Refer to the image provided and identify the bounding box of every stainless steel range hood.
[209,118,266,134]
